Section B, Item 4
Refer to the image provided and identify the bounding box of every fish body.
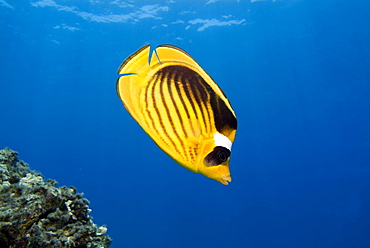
[116,45,237,185]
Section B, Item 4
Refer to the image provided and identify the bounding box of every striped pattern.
[140,65,215,165]
[117,44,237,184]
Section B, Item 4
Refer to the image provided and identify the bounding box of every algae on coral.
[0,148,112,248]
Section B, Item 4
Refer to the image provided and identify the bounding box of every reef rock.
[0,148,112,248]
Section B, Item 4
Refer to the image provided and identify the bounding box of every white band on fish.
[214,132,232,151]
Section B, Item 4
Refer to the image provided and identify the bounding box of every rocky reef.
[0,148,112,248]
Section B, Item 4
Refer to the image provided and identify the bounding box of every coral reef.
[0,148,112,248]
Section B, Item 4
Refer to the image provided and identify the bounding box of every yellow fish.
[116,45,237,185]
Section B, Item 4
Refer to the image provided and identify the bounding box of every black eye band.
[204,146,231,166]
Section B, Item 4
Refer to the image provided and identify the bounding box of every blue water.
[1,1,370,247]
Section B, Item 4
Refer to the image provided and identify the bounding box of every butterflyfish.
[116,44,237,185]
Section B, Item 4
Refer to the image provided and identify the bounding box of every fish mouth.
[220,175,232,185]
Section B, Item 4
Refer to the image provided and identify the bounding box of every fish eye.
[204,146,231,166]
[218,151,228,163]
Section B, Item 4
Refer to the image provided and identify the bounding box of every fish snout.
[219,175,232,185]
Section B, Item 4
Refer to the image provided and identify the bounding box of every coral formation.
[0,148,112,248]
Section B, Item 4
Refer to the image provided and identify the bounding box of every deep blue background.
[1,1,369,247]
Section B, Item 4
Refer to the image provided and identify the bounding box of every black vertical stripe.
[195,77,212,132]
[173,70,191,120]
[159,71,183,156]
[143,75,156,131]
[181,75,199,120]
[167,70,187,142]
[149,72,172,150]
[168,69,198,161]
[188,75,209,133]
